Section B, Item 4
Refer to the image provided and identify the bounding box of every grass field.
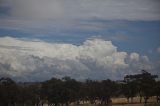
[111,96,159,106]
[43,96,159,106]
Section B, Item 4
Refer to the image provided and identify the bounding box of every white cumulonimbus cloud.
[0,37,153,81]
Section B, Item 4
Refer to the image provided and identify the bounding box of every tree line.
[0,70,160,106]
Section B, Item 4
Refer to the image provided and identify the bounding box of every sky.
[0,0,160,81]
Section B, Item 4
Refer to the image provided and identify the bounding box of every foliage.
[0,70,159,106]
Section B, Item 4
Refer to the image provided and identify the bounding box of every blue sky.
[0,20,159,61]
[0,0,160,81]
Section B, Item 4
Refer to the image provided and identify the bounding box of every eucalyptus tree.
[124,70,158,105]
[85,79,100,105]
[0,77,18,106]
[123,75,138,103]
[155,81,160,103]
[62,77,81,105]
[99,79,118,106]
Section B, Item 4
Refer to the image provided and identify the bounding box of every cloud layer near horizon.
[0,37,154,81]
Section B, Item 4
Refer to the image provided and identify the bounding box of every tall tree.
[123,75,138,103]
[0,77,18,106]
[85,79,100,105]
[99,79,117,106]
[124,70,158,105]
[155,81,160,103]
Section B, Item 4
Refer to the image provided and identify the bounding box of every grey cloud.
[0,45,34,51]
[157,47,160,53]
[1,0,160,20]
[0,0,160,35]
[0,0,160,37]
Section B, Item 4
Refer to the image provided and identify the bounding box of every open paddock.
[43,96,159,106]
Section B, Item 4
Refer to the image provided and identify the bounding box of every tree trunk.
[94,101,96,106]
[77,100,80,106]
[65,102,69,106]
[157,96,160,103]
[144,96,148,106]
[131,97,133,103]
[127,97,129,103]
[104,100,107,106]
[140,96,142,103]
[82,99,85,104]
